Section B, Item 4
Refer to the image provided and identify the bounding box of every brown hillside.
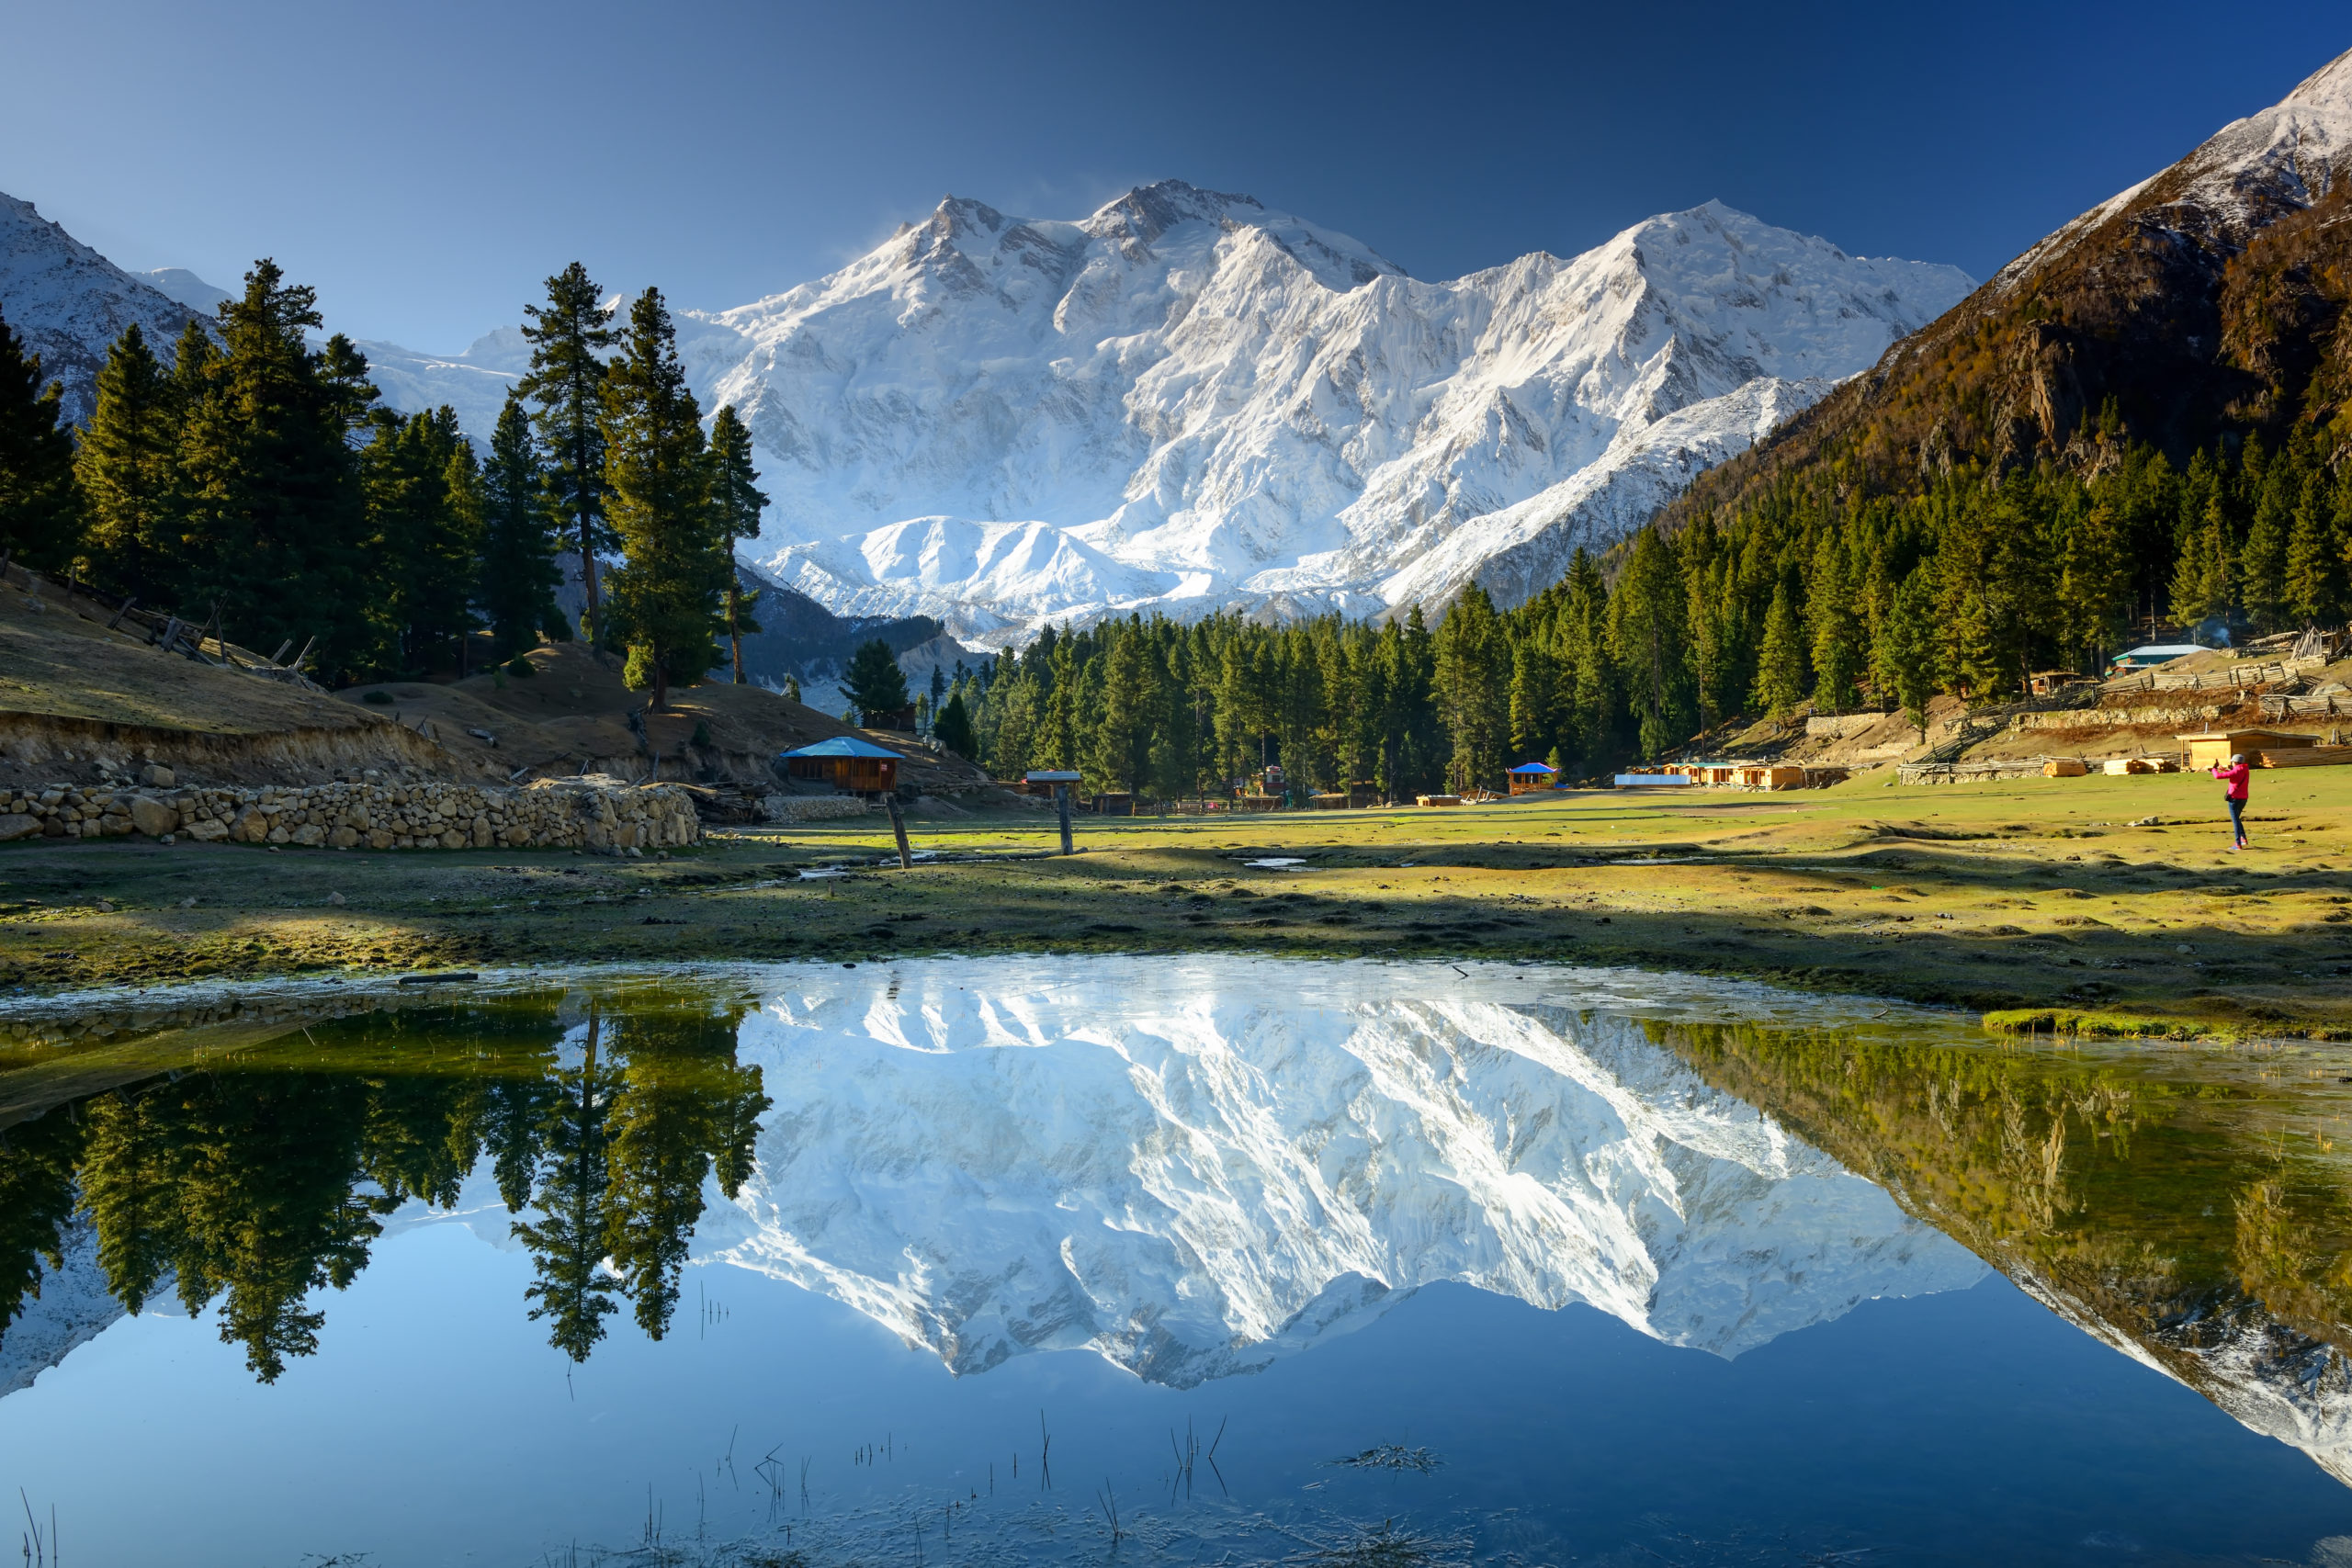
[337,642,994,796]
[1661,48,2352,525]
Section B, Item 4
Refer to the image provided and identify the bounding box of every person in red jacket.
[2211,752,2252,850]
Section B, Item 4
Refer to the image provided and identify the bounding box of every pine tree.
[1609,529,1690,757]
[519,263,616,646]
[362,406,481,676]
[0,305,83,568]
[76,321,181,598]
[934,688,977,757]
[842,637,910,722]
[2168,494,2233,634]
[1432,584,1510,791]
[1883,568,1939,741]
[478,390,565,658]
[1807,531,1865,712]
[2284,465,2346,627]
[175,261,373,683]
[1751,582,1808,718]
[601,288,725,709]
[706,404,766,682]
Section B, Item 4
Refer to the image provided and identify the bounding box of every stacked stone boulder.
[0,777,700,852]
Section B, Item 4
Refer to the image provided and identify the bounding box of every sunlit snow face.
[695,956,1984,1385]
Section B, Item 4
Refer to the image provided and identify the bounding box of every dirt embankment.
[0,577,996,802]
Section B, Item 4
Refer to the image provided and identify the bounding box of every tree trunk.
[650,654,669,712]
[579,522,600,646]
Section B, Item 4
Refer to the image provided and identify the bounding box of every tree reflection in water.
[0,987,768,1380]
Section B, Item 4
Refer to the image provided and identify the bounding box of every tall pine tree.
[601,288,724,709]
[707,403,766,682]
[478,390,565,659]
[175,261,373,683]
[76,321,183,598]
[0,306,83,568]
[518,263,616,645]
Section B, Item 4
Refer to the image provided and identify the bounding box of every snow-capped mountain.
[0,194,211,424]
[700,187,1972,637]
[691,959,1985,1386]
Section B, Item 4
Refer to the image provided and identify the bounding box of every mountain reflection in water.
[3,958,2351,1492]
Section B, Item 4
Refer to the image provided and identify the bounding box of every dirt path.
[6,769,2347,1040]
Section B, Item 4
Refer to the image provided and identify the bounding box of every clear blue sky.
[5,0,2346,353]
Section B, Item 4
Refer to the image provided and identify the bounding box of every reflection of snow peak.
[699,963,1983,1386]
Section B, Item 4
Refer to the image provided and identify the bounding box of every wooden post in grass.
[885,793,913,870]
[1057,784,1073,856]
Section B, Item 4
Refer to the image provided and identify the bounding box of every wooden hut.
[2176,728,2316,770]
[1507,761,1559,795]
[778,736,906,795]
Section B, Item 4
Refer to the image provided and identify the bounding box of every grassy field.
[4,766,2348,1039]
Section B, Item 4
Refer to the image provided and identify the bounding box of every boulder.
[0,815,39,842]
[127,795,178,838]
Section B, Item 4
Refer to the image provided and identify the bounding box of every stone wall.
[0,776,700,852]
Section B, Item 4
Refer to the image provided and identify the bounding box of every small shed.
[1507,761,1559,795]
[779,736,907,795]
[2176,728,2316,770]
[2112,644,2204,672]
[2042,758,2089,777]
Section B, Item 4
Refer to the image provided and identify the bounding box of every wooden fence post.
[885,794,913,870]
[1056,784,1073,856]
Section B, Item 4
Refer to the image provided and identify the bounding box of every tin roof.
[780,737,906,760]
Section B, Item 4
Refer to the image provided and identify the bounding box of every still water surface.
[3,957,2350,1566]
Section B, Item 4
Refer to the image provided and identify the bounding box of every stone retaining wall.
[2011,705,2224,729]
[759,794,873,823]
[0,776,700,852]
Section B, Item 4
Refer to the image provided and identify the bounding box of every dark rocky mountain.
[1662,46,2352,525]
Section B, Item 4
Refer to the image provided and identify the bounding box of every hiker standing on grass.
[2211,752,2252,850]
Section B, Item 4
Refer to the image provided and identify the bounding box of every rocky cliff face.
[1665,46,2352,521]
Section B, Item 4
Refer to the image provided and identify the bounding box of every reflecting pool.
[4,958,2351,1566]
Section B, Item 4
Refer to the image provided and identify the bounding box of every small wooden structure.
[1236,793,1283,812]
[2177,728,2316,770]
[1732,765,1805,791]
[1507,761,1559,795]
[779,735,906,795]
[2029,670,2095,697]
[1415,794,1464,807]
[2042,758,2090,777]
[2101,757,2179,775]
[1094,791,1133,816]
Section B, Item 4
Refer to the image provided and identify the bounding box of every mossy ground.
[9,767,2350,1039]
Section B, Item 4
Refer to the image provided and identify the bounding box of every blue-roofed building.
[779,735,908,795]
[1507,761,1559,795]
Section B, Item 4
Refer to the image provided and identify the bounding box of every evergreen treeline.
[937,423,2352,795]
[0,996,768,1377]
[0,259,763,702]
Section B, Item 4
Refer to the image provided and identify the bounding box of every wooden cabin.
[2176,728,2316,770]
[778,736,907,795]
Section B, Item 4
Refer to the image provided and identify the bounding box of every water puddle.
[3,957,2349,1565]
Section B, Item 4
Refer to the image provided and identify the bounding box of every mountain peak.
[0,190,210,423]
